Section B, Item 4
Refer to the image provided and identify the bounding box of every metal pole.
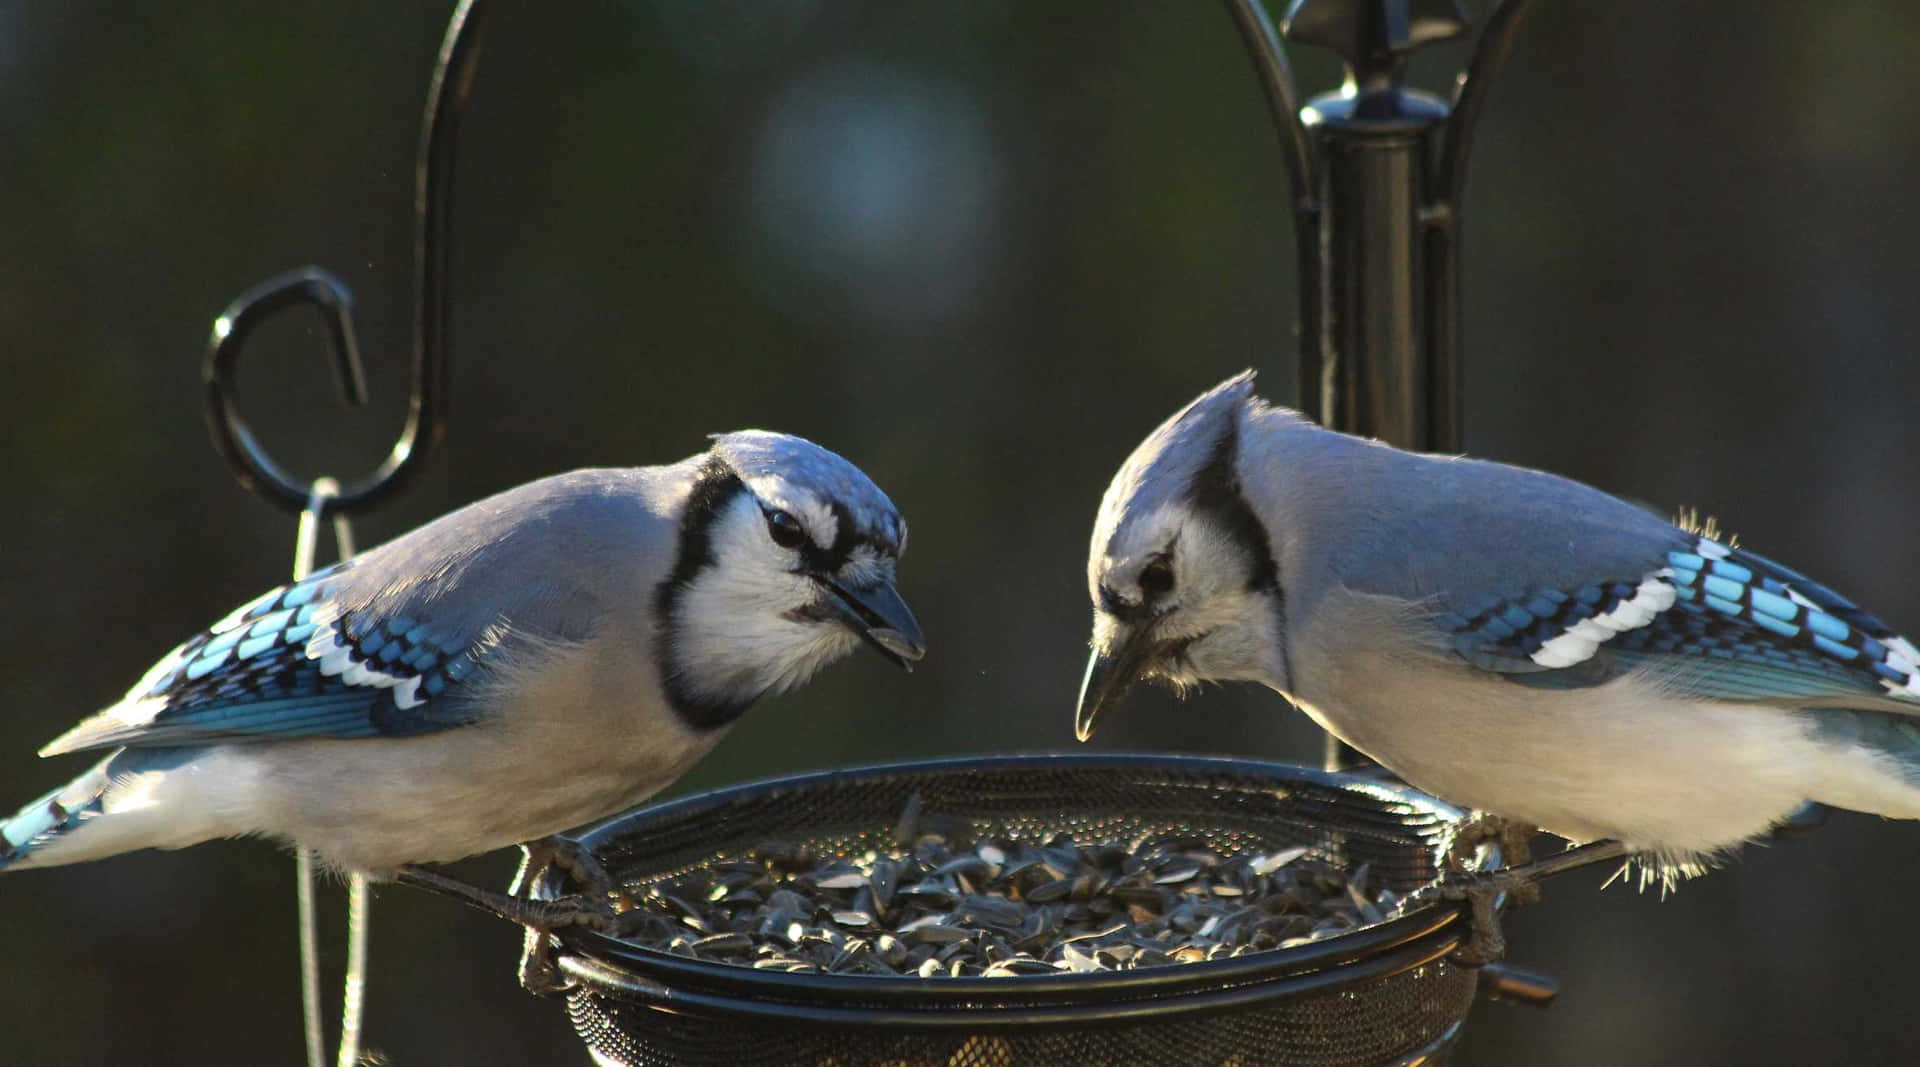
[1311,97,1447,450]
[1285,0,1467,452]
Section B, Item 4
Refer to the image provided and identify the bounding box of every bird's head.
[1076,372,1288,742]
[659,431,923,726]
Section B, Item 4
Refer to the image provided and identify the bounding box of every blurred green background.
[5,2,1920,1063]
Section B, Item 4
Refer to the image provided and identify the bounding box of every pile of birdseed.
[610,794,1401,977]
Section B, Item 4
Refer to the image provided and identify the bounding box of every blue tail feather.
[1,748,201,870]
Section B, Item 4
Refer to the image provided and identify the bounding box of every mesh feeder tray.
[530,754,1482,1067]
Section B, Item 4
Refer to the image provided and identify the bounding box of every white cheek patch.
[672,496,864,703]
[1530,570,1677,669]
[1174,521,1257,605]
[1150,587,1283,688]
[1092,505,1287,686]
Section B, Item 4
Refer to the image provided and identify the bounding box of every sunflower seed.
[609,796,1401,976]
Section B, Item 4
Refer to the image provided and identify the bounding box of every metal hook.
[1226,0,1316,217]
[201,0,490,519]
[1437,0,1536,212]
[1227,0,1327,436]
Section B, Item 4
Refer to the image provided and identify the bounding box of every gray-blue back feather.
[1325,448,1692,603]
[43,468,679,754]
[1217,376,1920,714]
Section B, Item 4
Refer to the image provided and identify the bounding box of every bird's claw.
[513,837,621,997]
[1416,830,1636,968]
[1451,880,1508,968]
[517,897,614,997]
[1445,812,1542,908]
[1410,865,1540,967]
[1411,813,1547,967]
[513,835,618,900]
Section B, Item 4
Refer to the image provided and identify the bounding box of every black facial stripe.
[783,600,835,624]
[1188,411,1292,689]
[655,456,756,731]
[1189,423,1278,593]
[797,498,861,573]
[663,457,746,593]
[796,497,903,574]
[829,499,859,558]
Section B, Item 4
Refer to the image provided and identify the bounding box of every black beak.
[818,577,926,670]
[1074,622,1162,742]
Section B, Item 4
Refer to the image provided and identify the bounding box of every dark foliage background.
[3,2,1918,1063]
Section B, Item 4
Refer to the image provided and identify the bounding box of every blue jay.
[1,432,922,910]
[1077,372,1920,885]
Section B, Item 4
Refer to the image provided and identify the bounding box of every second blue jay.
[1077,372,1920,879]
[1,431,922,886]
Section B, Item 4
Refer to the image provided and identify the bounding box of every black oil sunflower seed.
[608,798,1400,976]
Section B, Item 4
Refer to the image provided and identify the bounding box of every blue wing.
[41,559,491,755]
[1437,536,1920,710]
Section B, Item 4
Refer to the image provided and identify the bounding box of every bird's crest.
[1090,371,1264,574]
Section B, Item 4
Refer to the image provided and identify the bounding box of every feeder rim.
[562,751,1469,856]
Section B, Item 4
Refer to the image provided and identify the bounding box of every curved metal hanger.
[202,0,490,519]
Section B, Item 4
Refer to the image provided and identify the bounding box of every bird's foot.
[1446,812,1542,907]
[396,860,620,997]
[1410,864,1541,967]
[513,835,618,901]
[397,863,617,931]
[510,836,623,997]
[1413,837,1633,967]
[1427,815,1545,967]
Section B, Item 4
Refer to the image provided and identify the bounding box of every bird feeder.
[534,755,1482,1067]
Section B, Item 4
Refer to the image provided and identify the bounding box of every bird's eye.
[1139,557,1175,598]
[764,509,807,550]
